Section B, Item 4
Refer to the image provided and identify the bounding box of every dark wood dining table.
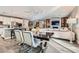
[33,35,49,41]
[33,32,54,52]
[33,32,54,40]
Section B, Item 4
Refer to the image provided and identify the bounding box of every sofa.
[75,28,79,44]
[40,28,75,43]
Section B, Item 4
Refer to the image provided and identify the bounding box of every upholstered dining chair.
[22,31,41,52]
[14,30,32,53]
[14,30,24,45]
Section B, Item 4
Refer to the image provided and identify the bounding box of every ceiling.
[0,6,75,20]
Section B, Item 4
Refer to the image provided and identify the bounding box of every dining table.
[33,31,54,52]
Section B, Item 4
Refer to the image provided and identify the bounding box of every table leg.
[41,41,48,53]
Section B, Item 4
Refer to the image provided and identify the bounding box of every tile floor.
[0,36,79,53]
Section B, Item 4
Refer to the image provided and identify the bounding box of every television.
[51,20,60,29]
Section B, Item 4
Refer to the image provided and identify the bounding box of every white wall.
[69,7,77,18]
[68,7,79,31]
[69,7,79,20]
[11,18,23,23]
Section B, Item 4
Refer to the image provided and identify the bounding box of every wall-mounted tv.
[51,20,60,29]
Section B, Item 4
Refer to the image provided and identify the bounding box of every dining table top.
[33,35,49,41]
[33,31,54,41]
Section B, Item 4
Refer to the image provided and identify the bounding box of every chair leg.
[19,43,32,53]
[27,47,32,53]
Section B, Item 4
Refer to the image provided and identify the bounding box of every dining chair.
[23,31,41,53]
[14,30,32,53]
[14,30,24,45]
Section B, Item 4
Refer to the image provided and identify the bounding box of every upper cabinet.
[0,16,24,28]
[3,17,11,25]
